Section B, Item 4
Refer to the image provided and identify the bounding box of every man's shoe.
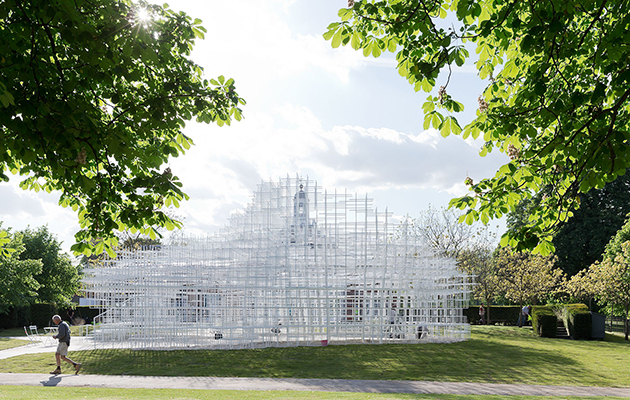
[74,363,82,375]
[50,367,61,374]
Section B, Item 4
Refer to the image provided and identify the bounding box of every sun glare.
[135,7,150,25]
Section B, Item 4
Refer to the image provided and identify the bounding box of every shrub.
[12,306,30,328]
[487,306,521,325]
[463,306,480,324]
[556,303,591,340]
[0,307,25,330]
[464,306,521,325]
[532,306,557,337]
[29,303,58,328]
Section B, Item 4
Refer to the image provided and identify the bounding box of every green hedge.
[0,303,60,330]
[557,303,591,340]
[532,306,557,337]
[464,306,521,325]
[0,304,104,330]
[463,306,479,324]
[0,306,28,329]
[30,303,59,328]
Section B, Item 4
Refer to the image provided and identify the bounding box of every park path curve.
[1,373,630,397]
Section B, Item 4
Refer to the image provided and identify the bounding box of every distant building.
[82,176,472,349]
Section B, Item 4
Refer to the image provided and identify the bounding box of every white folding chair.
[27,325,52,345]
[23,326,37,345]
[28,325,40,336]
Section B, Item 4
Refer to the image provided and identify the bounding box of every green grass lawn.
[0,328,27,337]
[0,338,29,351]
[0,325,91,339]
[0,327,39,350]
[0,387,624,400]
[1,326,629,388]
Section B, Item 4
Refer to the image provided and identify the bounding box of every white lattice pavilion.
[82,176,472,349]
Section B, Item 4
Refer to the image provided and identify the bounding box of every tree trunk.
[625,306,629,341]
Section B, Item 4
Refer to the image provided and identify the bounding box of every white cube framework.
[82,176,472,349]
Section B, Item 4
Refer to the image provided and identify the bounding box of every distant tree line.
[411,174,630,339]
[0,224,81,315]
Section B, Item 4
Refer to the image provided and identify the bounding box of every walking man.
[50,314,81,374]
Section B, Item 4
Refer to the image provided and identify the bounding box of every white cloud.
[2,0,507,252]
[168,97,506,235]
[0,184,46,218]
[410,129,441,148]
[0,182,79,252]
[360,127,406,144]
[180,0,393,95]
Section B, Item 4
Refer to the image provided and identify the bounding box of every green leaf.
[387,38,397,53]
[363,41,373,57]
[331,30,343,48]
[323,27,336,41]
[533,240,554,256]
[192,27,205,39]
[439,116,461,137]
[106,246,117,258]
[338,8,352,22]
[421,79,433,92]
[422,100,435,114]
[351,32,361,50]
[431,112,444,129]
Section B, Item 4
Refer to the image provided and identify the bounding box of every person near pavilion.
[49,315,81,375]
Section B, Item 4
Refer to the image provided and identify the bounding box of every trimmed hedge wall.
[557,303,592,340]
[30,303,59,328]
[0,304,59,330]
[0,306,27,329]
[0,304,104,330]
[464,306,521,325]
[532,306,557,337]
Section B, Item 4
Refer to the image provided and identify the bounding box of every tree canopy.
[0,226,42,314]
[0,0,245,256]
[326,0,630,254]
[494,247,563,307]
[400,205,497,258]
[569,240,630,340]
[18,225,81,305]
[457,243,499,321]
[507,173,630,276]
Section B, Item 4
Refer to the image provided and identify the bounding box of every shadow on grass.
[68,338,579,385]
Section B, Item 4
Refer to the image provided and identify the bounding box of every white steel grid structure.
[82,176,472,349]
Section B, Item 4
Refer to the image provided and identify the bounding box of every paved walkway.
[2,373,630,396]
[0,336,93,360]
[2,341,630,396]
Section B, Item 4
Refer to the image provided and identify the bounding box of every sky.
[0,0,508,254]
